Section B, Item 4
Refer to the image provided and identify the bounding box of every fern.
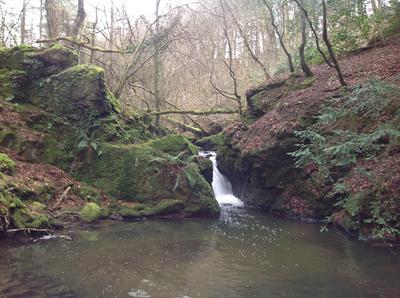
[184,169,197,188]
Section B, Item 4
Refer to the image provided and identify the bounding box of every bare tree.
[321,0,347,86]
[225,2,270,80]
[209,0,243,118]
[262,0,295,74]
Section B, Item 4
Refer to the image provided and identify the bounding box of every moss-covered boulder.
[75,142,219,217]
[31,65,119,123]
[0,45,77,73]
[0,45,78,102]
[80,202,102,223]
[148,134,199,158]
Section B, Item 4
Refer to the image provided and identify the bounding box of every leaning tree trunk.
[298,0,313,77]
[262,0,295,74]
[322,0,347,86]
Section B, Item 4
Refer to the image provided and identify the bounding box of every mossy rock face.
[0,45,36,70]
[0,153,15,175]
[0,45,77,75]
[31,65,119,124]
[148,134,199,158]
[30,45,78,76]
[91,114,153,144]
[75,142,219,217]
[0,45,78,102]
[80,202,102,223]
[196,156,213,184]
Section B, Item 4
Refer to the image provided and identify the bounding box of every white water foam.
[200,151,244,207]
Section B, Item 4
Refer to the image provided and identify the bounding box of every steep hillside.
[217,37,400,242]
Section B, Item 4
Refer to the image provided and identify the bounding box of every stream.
[1,152,400,297]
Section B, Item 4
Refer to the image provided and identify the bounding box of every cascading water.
[200,151,243,207]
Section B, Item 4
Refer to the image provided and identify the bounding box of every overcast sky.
[5,0,193,18]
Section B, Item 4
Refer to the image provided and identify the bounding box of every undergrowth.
[289,78,400,239]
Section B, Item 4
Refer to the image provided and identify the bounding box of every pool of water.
[1,205,399,297]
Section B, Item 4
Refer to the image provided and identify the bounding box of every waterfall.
[200,151,243,207]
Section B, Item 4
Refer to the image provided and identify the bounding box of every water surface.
[1,206,399,297]
[1,153,399,297]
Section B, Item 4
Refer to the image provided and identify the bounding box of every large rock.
[0,45,78,102]
[74,142,219,217]
[31,65,119,123]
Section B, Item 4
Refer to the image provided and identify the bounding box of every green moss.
[31,64,117,124]
[0,45,35,70]
[196,156,213,184]
[76,142,170,201]
[91,114,153,144]
[9,201,50,229]
[72,184,102,204]
[145,200,185,216]
[148,134,199,157]
[182,163,219,216]
[75,141,219,217]
[0,153,15,174]
[114,200,185,219]
[196,132,224,150]
[79,202,102,222]
[115,206,142,219]
[31,201,46,210]
[0,69,26,100]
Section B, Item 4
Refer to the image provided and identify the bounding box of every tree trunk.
[45,0,58,39]
[298,0,313,77]
[292,0,334,68]
[72,0,86,37]
[154,0,162,126]
[20,0,27,44]
[39,0,44,39]
[370,0,378,13]
[322,0,346,86]
[262,0,295,74]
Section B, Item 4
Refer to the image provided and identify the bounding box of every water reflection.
[1,205,399,297]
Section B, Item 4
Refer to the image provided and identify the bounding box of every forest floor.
[234,36,400,153]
